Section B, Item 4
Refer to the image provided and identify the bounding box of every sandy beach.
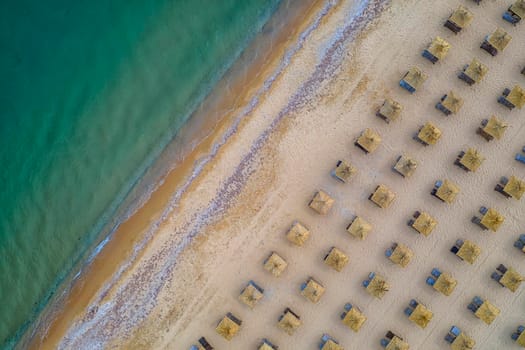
[27,0,525,349]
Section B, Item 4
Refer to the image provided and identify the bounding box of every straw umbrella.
[507,85,525,109]
[406,67,427,90]
[347,216,372,240]
[409,304,433,329]
[278,309,301,335]
[429,37,451,60]
[460,148,484,171]
[239,282,264,308]
[450,5,474,29]
[504,176,525,199]
[480,208,504,232]
[286,222,310,246]
[334,160,356,182]
[500,268,524,292]
[464,58,488,83]
[452,333,475,350]
[216,314,241,340]
[482,116,507,140]
[321,340,343,350]
[357,128,381,153]
[309,190,335,215]
[488,28,512,52]
[367,275,389,299]
[390,244,413,267]
[434,273,457,296]
[510,0,525,18]
[457,240,481,264]
[370,184,395,208]
[379,98,402,122]
[324,247,349,272]
[475,301,500,325]
[342,308,366,332]
[264,252,287,277]
[419,122,441,145]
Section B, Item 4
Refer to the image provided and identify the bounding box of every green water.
[0,0,280,347]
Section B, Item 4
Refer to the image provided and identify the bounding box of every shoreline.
[22,0,328,348]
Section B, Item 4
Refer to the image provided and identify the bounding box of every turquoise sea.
[0,0,280,347]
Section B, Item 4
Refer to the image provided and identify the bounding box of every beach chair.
[516,153,525,164]
[503,0,525,24]
[481,28,511,56]
[426,277,436,286]
[514,234,525,252]
[190,337,214,350]
[431,268,441,278]
[498,86,525,110]
[522,66,525,76]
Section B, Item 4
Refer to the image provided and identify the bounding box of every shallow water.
[0,0,280,347]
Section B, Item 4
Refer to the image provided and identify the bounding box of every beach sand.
[28,0,525,349]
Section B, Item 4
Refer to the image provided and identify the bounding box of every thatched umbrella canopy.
[258,340,277,350]
[499,267,524,292]
[475,300,500,325]
[460,148,484,171]
[483,115,507,140]
[510,0,525,19]
[464,58,488,83]
[366,274,389,299]
[503,176,525,200]
[449,5,474,28]
[386,336,409,350]
[456,240,481,264]
[409,304,433,329]
[436,180,460,203]
[404,66,428,89]
[239,282,264,308]
[334,160,356,182]
[321,339,344,350]
[507,85,525,109]
[480,208,505,232]
[216,314,241,340]
[428,37,451,60]
[346,216,372,240]
[357,128,382,153]
[342,307,366,332]
[390,243,413,268]
[264,252,288,277]
[451,333,475,350]
[286,221,310,246]
[301,278,325,303]
[412,212,437,236]
[394,155,418,177]
[324,247,349,272]
[278,309,302,335]
[442,91,463,113]
[418,122,442,145]
[370,184,396,208]
[309,190,335,215]
[488,28,512,52]
[433,273,457,296]
[379,98,403,122]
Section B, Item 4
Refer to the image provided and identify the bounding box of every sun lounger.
[503,0,525,24]
[516,153,525,164]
